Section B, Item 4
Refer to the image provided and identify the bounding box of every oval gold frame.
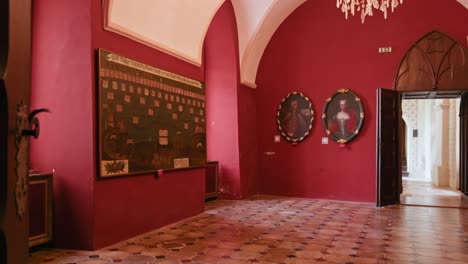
[276,92,314,143]
[322,89,365,144]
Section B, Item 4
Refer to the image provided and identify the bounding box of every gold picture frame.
[276,92,314,143]
[322,89,365,144]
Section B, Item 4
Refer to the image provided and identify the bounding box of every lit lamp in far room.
[336,0,404,23]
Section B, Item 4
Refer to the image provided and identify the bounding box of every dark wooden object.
[380,31,468,207]
[377,88,401,207]
[395,30,468,94]
[205,161,219,200]
[0,0,32,263]
[460,93,468,195]
[28,172,53,248]
[0,0,10,262]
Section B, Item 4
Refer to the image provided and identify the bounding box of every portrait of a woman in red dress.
[323,89,364,144]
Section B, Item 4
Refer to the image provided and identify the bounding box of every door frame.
[460,91,468,195]
[380,30,468,206]
[376,88,401,207]
[378,89,467,206]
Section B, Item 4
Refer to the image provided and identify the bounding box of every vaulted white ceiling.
[231,0,306,88]
[104,0,225,65]
[105,0,467,88]
[104,0,306,88]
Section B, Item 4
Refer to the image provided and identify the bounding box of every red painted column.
[205,1,260,199]
[205,1,246,199]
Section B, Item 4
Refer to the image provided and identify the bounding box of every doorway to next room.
[377,30,468,207]
[400,98,467,208]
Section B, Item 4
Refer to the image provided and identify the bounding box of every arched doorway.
[377,30,468,206]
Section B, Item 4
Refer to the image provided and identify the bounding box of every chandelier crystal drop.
[336,0,404,23]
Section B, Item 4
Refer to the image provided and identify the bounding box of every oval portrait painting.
[322,89,364,144]
[277,92,314,143]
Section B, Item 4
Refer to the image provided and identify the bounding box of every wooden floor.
[400,178,468,208]
[29,196,468,264]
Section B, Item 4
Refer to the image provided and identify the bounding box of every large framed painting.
[276,92,314,143]
[97,49,206,178]
[322,89,364,144]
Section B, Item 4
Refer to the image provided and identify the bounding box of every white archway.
[104,0,306,88]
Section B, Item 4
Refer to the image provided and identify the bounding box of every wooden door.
[0,0,10,262]
[377,88,401,206]
[0,0,9,224]
[460,92,468,195]
[0,0,32,263]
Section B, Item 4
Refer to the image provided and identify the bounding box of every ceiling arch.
[458,0,468,9]
[104,0,225,66]
[104,0,467,88]
[104,0,305,88]
[231,0,307,88]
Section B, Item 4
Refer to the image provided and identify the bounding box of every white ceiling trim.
[234,0,307,88]
[457,0,468,9]
[104,0,225,66]
[231,0,275,71]
[103,0,307,88]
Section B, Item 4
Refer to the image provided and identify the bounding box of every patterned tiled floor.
[29,197,468,264]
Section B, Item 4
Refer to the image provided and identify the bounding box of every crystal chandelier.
[336,0,404,23]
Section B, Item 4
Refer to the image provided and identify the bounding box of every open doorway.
[376,30,468,207]
[400,98,467,208]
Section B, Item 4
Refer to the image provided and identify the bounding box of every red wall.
[90,1,205,249]
[30,0,462,251]
[205,1,259,199]
[92,169,205,248]
[256,0,468,203]
[205,1,240,199]
[31,0,209,250]
[238,85,259,198]
[30,0,95,249]
[30,0,257,250]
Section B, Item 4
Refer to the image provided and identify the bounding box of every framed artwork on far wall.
[276,92,314,143]
[322,89,364,144]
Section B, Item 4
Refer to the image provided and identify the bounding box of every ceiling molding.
[234,0,307,89]
[103,0,308,88]
[457,0,468,9]
[231,0,275,68]
[103,0,225,66]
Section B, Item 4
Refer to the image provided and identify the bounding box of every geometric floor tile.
[28,196,468,264]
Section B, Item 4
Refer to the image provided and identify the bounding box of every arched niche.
[395,31,468,97]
